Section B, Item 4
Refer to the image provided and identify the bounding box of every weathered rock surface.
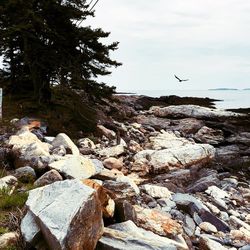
[15,166,36,182]
[194,126,224,145]
[83,179,115,218]
[49,155,103,179]
[199,235,228,250]
[103,157,123,170]
[97,220,188,250]
[52,133,79,155]
[34,169,63,187]
[134,205,183,237]
[135,143,215,173]
[142,184,172,199]
[98,144,125,157]
[97,124,116,140]
[149,131,191,150]
[21,179,103,250]
[151,105,244,119]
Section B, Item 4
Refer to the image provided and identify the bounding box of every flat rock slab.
[21,180,103,250]
[135,144,215,173]
[97,220,188,250]
[49,155,103,179]
[151,105,244,119]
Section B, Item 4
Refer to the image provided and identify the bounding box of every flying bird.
[174,75,189,82]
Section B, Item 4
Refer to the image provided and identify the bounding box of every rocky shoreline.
[0,95,250,250]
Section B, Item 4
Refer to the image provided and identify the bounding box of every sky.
[87,0,250,91]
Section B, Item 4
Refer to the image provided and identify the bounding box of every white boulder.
[21,179,103,250]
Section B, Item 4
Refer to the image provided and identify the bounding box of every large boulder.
[7,127,52,168]
[21,179,103,250]
[97,220,188,250]
[49,155,104,179]
[134,144,215,173]
[151,105,244,119]
[52,133,79,155]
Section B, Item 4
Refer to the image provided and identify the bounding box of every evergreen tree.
[0,0,121,103]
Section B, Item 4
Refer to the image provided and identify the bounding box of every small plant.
[0,189,28,210]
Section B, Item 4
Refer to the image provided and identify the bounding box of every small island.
[208,88,238,91]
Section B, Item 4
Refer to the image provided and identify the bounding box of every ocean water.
[122,89,250,110]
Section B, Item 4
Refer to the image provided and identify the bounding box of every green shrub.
[0,189,28,210]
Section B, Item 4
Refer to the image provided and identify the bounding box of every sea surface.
[121,89,250,110]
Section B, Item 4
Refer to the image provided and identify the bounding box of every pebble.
[199,222,218,234]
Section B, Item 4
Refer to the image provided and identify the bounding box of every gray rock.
[77,138,96,149]
[103,179,139,200]
[227,132,250,146]
[152,105,244,119]
[135,143,215,173]
[135,114,171,130]
[15,166,36,182]
[49,155,104,179]
[97,220,189,250]
[199,235,228,250]
[21,179,103,250]
[194,126,224,145]
[114,200,137,223]
[34,170,63,187]
[52,133,79,155]
[183,215,196,236]
[51,145,66,156]
[171,118,204,135]
[44,136,55,144]
[173,193,208,211]
[186,174,219,193]
[199,209,230,232]
[98,144,125,157]
[157,198,176,209]
[240,245,250,250]
[21,211,40,244]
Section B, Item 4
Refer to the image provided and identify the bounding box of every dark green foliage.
[0,0,121,102]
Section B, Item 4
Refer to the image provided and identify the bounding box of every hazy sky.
[88,0,250,91]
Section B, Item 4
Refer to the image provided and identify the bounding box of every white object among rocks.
[142,184,172,199]
[199,222,218,234]
[0,175,17,191]
[205,186,229,199]
[49,155,103,179]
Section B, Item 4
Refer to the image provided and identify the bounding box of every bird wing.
[174,75,181,81]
